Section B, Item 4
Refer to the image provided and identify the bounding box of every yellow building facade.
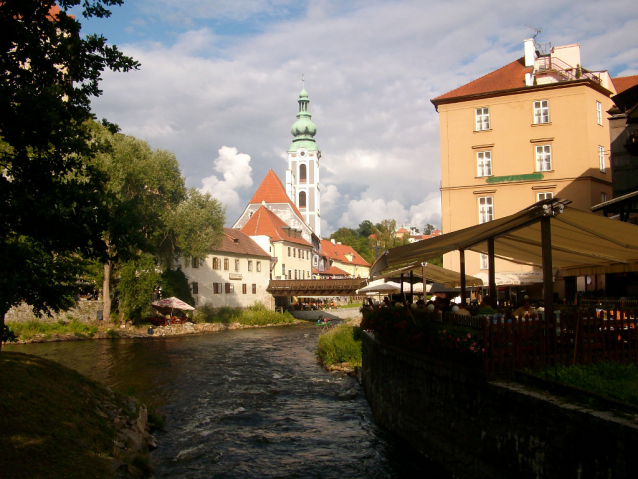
[432,41,616,278]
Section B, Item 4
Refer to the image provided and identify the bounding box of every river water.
[6,323,449,478]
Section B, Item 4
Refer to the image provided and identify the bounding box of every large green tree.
[329,226,375,264]
[0,0,138,339]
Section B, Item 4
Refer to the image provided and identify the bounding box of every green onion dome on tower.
[289,80,318,152]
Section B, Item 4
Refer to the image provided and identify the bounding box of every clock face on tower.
[298,149,307,157]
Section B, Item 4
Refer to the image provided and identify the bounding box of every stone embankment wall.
[361,331,638,479]
[6,300,104,324]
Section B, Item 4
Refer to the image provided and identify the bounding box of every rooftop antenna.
[525,24,541,45]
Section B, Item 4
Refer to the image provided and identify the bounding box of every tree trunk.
[103,259,111,322]
[1,309,8,351]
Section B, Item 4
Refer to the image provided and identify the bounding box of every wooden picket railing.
[481,310,638,372]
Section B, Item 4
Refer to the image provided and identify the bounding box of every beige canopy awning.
[373,262,483,288]
[372,200,638,278]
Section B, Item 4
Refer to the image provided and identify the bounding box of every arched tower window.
[299,164,307,182]
[299,191,307,208]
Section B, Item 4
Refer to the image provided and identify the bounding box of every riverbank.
[0,352,157,478]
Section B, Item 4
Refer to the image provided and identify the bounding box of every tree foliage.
[115,253,160,322]
[0,0,138,329]
[160,269,194,307]
[329,226,375,264]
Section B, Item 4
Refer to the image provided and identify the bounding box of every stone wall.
[361,331,638,479]
[5,300,104,324]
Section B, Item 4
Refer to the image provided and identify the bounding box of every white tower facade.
[285,80,321,238]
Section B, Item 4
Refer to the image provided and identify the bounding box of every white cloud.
[199,146,253,212]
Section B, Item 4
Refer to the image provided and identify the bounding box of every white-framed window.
[599,145,605,172]
[480,254,489,270]
[478,196,493,224]
[248,260,253,272]
[477,151,492,177]
[475,107,490,131]
[596,101,603,126]
[537,192,553,202]
[601,192,608,203]
[533,100,549,124]
[535,145,552,171]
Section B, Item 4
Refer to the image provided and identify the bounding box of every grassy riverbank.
[0,352,154,478]
[193,302,295,326]
[6,320,99,341]
[534,362,638,406]
[316,324,362,368]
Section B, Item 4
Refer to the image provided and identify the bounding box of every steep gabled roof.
[216,227,269,257]
[240,206,312,247]
[320,240,370,267]
[249,169,303,218]
[432,58,531,104]
[613,75,638,95]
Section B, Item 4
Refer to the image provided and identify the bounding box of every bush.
[316,324,362,367]
[7,320,98,341]
[192,302,294,326]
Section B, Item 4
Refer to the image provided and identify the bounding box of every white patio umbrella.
[356,281,401,294]
[151,296,195,317]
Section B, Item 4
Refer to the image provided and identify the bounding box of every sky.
[69,0,638,236]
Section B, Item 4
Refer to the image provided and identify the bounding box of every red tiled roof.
[396,227,409,234]
[320,240,370,267]
[240,206,312,247]
[217,227,269,257]
[249,169,303,218]
[316,266,350,276]
[613,75,638,94]
[432,58,532,103]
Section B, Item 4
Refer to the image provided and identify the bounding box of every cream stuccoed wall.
[272,241,313,280]
[439,81,613,276]
[181,253,273,310]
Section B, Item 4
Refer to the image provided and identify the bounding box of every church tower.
[285,79,321,238]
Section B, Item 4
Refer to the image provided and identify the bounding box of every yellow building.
[431,40,616,279]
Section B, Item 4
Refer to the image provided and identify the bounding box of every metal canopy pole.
[459,249,467,305]
[541,215,554,321]
[410,270,414,303]
[488,237,496,307]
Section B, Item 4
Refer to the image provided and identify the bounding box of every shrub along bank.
[0,352,158,478]
[192,302,295,326]
[6,319,99,341]
[316,324,362,368]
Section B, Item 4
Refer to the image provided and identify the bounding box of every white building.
[181,228,274,310]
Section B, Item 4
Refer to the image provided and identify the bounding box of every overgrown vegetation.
[0,352,145,478]
[534,362,638,407]
[6,320,98,341]
[192,302,295,326]
[316,324,363,367]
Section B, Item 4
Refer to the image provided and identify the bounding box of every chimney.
[524,38,535,68]
[331,239,336,245]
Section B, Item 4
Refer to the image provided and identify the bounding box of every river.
[6,323,449,478]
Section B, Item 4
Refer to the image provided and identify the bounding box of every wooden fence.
[480,310,638,372]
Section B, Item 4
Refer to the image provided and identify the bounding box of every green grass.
[534,362,638,407]
[192,302,295,326]
[7,320,98,341]
[316,324,362,368]
[340,301,363,309]
[0,352,137,478]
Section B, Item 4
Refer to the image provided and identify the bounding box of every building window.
[299,164,307,182]
[288,247,291,257]
[224,258,229,270]
[477,151,492,177]
[225,283,234,294]
[480,254,489,270]
[533,100,549,124]
[599,145,605,172]
[537,192,553,202]
[252,284,257,294]
[299,191,307,208]
[288,271,292,280]
[235,259,240,272]
[242,284,247,294]
[192,257,199,268]
[602,192,608,203]
[596,101,603,126]
[192,282,199,295]
[475,107,490,131]
[256,261,261,272]
[214,283,222,294]
[293,248,296,258]
[295,269,298,280]
[248,260,253,271]
[282,264,286,276]
[535,145,552,171]
[212,257,220,270]
[313,256,318,266]
[478,196,493,224]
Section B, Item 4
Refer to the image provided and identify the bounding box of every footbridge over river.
[267,278,365,297]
